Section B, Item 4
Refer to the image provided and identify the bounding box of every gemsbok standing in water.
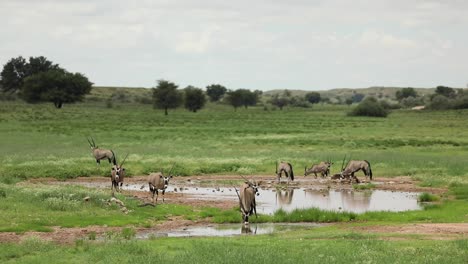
[111,152,128,195]
[304,160,332,178]
[276,161,294,183]
[145,165,175,204]
[234,177,261,225]
[87,137,115,165]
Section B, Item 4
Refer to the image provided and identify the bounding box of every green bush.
[428,95,451,110]
[418,192,439,202]
[348,97,389,117]
[453,95,468,109]
[121,227,136,240]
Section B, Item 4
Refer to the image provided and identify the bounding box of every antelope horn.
[91,137,96,148]
[341,154,347,171]
[233,187,247,214]
[240,175,252,185]
[167,163,176,176]
[120,153,129,167]
[86,137,93,147]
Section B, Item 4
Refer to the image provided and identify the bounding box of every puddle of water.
[56,181,422,214]
[136,223,322,238]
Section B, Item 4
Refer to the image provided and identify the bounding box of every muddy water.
[64,181,422,214]
[136,223,323,238]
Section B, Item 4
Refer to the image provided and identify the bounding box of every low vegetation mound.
[348,97,389,117]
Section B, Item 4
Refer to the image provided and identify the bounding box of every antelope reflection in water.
[276,189,294,206]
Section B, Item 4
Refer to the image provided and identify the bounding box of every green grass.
[353,183,376,190]
[0,228,466,263]
[0,183,223,232]
[0,101,468,185]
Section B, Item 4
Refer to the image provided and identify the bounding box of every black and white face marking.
[160,175,173,189]
[250,182,260,196]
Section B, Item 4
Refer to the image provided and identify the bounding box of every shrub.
[121,227,136,240]
[428,95,451,110]
[453,95,468,109]
[348,97,389,117]
[418,192,439,202]
[379,100,401,110]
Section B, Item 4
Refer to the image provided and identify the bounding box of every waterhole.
[64,181,422,213]
[136,223,323,238]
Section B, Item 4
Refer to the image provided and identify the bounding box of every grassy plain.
[1,100,467,186]
[0,98,467,263]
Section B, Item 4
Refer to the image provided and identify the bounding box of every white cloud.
[1,0,467,89]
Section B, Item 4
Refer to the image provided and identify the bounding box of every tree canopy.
[1,56,92,108]
[206,84,227,102]
[184,86,206,112]
[348,97,388,117]
[21,70,92,108]
[224,89,260,110]
[269,90,291,110]
[435,86,456,98]
[396,87,417,101]
[152,80,183,115]
[1,56,60,93]
[305,92,321,104]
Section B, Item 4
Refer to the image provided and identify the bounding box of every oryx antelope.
[276,161,294,183]
[234,177,261,225]
[336,156,373,183]
[304,161,332,178]
[342,160,373,182]
[111,152,128,194]
[87,137,115,165]
[145,165,175,204]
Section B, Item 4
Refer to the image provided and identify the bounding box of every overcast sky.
[1,0,467,90]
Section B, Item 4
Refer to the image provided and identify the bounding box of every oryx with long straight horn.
[145,163,175,204]
[341,159,373,183]
[234,176,261,225]
[87,137,115,165]
[111,152,128,195]
[332,155,373,183]
[276,161,294,183]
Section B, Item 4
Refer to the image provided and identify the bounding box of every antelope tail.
[275,161,278,174]
[365,160,372,180]
[288,163,294,181]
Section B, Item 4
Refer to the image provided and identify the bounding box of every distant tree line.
[3,56,467,115]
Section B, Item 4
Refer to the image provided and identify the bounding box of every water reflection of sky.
[57,181,422,214]
[136,223,323,238]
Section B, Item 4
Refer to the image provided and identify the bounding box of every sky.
[1,0,467,91]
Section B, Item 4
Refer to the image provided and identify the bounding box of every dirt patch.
[351,223,468,240]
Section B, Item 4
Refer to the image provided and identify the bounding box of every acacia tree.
[225,89,244,110]
[435,86,456,98]
[395,87,417,101]
[206,84,227,102]
[184,86,206,112]
[305,92,321,104]
[152,80,183,115]
[1,56,60,93]
[269,90,291,110]
[21,70,92,108]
